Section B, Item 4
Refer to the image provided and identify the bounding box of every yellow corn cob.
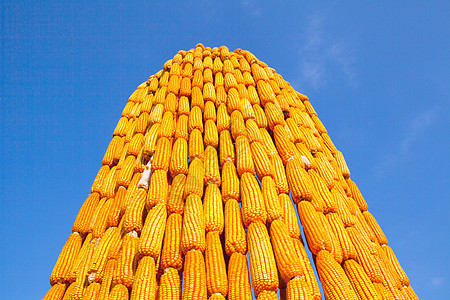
[117,156,135,188]
[50,233,82,285]
[251,63,269,82]
[175,114,189,140]
[113,117,129,137]
[355,212,377,243]
[182,249,207,300]
[191,86,204,109]
[286,158,315,203]
[222,59,233,74]
[192,70,203,89]
[256,80,276,106]
[91,165,110,194]
[326,213,357,261]
[71,240,95,300]
[245,118,261,143]
[89,197,108,233]
[363,211,388,246]
[189,106,204,133]
[312,152,336,189]
[333,150,350,178]
[343,259,380,300]
[161,213,183,270]
[309,169,337,213]
[286,277,312,300]
[97,259,116,300]
[286,118,305,144]
[227,252,253,300]
[205,232,228,296]
[204,119,218,149]
[147,170,169,208]
[120,173,142,214]
[103,136,122,166]
[217,104,230,132]
[89,227,118,282]
[316,250,359,300]
[152,137,172,172]
[72,193,101,234]
[204,184,224,233]
[221,162,240,201]
[127,133,144,157]
[107,284,129,300]
[189,129,205,162]
[167,174,186,215]
[135,111,150,134]
[270,219,304,283]
[297,126,321,152]
[164,92,178,114]
[331,188,356,227]
[261,176,283,223]
[122,101,135,117]
[242,71,255,87]
[184,158,205,198]
[204,101,217,121]
[182,64,193,80]
[68,233,93,282]
[257,291,279,300]
[159,112,175,139]
[130,101,142,118]
[181,194,206,254]
[279,194,301,239]
[265,102,285,130]
[80,282,101,300]
[310,115,327,134]
[382,246,409,286]
[224,73,238,93]
[252,105,267,128]
[297,201,332,255]
[215,86,226,107]
[319,212,343,264]
[251,142,274,180]
[138,203,167,258]
[167,75,180,95]
[347,178,369,211]
[267,155,288,194]
[143,123,160,156]
[159,267,181,300]
[374,252,404,299]
[219,130,235,165]
[346,227,383,283]
[43,283,66,300]
[247,221,279,296]
[235,136,255,176]
[123,189,147,233]
[224,199,247,255]
[213,57,223,74]
[169,138,188,177]
[115,232,139,288]
[239,84,250,101]
[204,146,221,186]
[129,256,157,300]
[154,86,168,104]
[230,110,248,141]
[177,96,190,118]
[240,172,266,226]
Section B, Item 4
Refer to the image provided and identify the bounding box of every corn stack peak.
[44,44,417,300]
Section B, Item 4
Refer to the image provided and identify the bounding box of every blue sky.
[1,1,449,299]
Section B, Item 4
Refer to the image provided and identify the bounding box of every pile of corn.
[43,44,418,300]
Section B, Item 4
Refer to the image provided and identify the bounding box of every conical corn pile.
[43,44,418,300]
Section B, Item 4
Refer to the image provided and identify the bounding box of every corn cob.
[227,252,253,300]
[204,119,218,149]
[89,227,118,282]
[247,221,279,296]
[164,93,178,114]
[167,174,186,215]
[43,283,66,300]
[235,136,255,176]
[254,105,268,127]
[184,158,205,198]
[219,130,235,165]
[191,86,204,109]
[270,219,303,283]
[347,178,369,211]
[204,146,221,186]
[120,173,142,214]
[343,259,380,300]
[174,114,189,141]
[224,198,247,255]
[189,129,205,162]
[319,212,343,264]
[382,246,409,286]
[204,184,224,233]
[182,249,207,300]
[97,259,116,300]
[152,137,172,172]
[72,193,101,234]
[316,250,359,300]
[240,172,267,226]
[108,284,129,300]
[181,194,206,254]
[326,213,357,261]
[363,211,389,246]
[261,176,283,223]
[91,165,110,194]
[286,158,315,203]
[273,125,297,164]
[286,277,312,300]
[130,256,157,300]
[159,267,181,300]
[143,123,160,156]
[269,155,289,194]
[278,194,301,239]
[297,201,332,255]
[251,142,274,180]
[138,203,167,258]
[147,170,169,208]
[115,232,139,288]
[205,232,228,296]
[50,233,82,285]
[169,138,188,177]
[123,189,147,233]
[160,213,183,271]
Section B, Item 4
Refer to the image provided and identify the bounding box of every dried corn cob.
[182,249,207,300]
[181,194,206,254]
[50,233,82,285]
[138,203,167,259]
[130,256,157,300]
[205,232,228,296]
[240,172,267,226]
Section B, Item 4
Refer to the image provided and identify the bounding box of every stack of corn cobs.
[44,44,418,300]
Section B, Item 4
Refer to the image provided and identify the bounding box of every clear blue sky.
[1,1,449,299]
